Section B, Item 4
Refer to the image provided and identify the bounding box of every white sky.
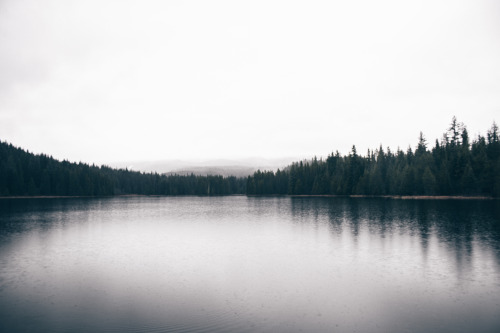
[1,0,499,165]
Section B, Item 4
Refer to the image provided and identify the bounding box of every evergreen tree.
[245,117,499,197]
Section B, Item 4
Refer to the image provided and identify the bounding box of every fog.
[1,0,499,166]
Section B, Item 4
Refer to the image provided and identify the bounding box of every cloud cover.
[1,0,499,164]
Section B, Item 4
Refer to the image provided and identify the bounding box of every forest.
[247,117,500,197]
[1,117,499,198]
[0,143,245,196]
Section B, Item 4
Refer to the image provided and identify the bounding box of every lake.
[0,196,499,332]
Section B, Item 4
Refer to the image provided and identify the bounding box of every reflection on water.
[0,197,499,333]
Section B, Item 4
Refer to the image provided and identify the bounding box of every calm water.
[0,197,499,333]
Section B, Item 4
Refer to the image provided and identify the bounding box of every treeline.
[0,142,245,196]
[247,118,500,197]
[3,117,499,198]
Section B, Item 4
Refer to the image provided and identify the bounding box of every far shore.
[0,195,108,199]
[0,194,496,200]
[0,194,246,199]
[290,194,496,200]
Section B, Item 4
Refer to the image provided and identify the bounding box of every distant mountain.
[165,166,256,178]
[109,157,298,177]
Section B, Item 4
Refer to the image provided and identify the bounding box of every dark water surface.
[0,196,499,332]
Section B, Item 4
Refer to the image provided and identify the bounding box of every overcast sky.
[1,0,499,165]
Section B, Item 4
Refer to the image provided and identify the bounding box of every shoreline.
[0,194,247,199]
[291,194,496,200]
[0,195,112,199]
[0,194,496,200]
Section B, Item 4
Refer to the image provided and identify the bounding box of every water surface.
[0,196,499,332]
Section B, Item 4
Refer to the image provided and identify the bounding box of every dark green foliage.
[3,118,498,198]
[0,142,246,196]
[246,118,500,197]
